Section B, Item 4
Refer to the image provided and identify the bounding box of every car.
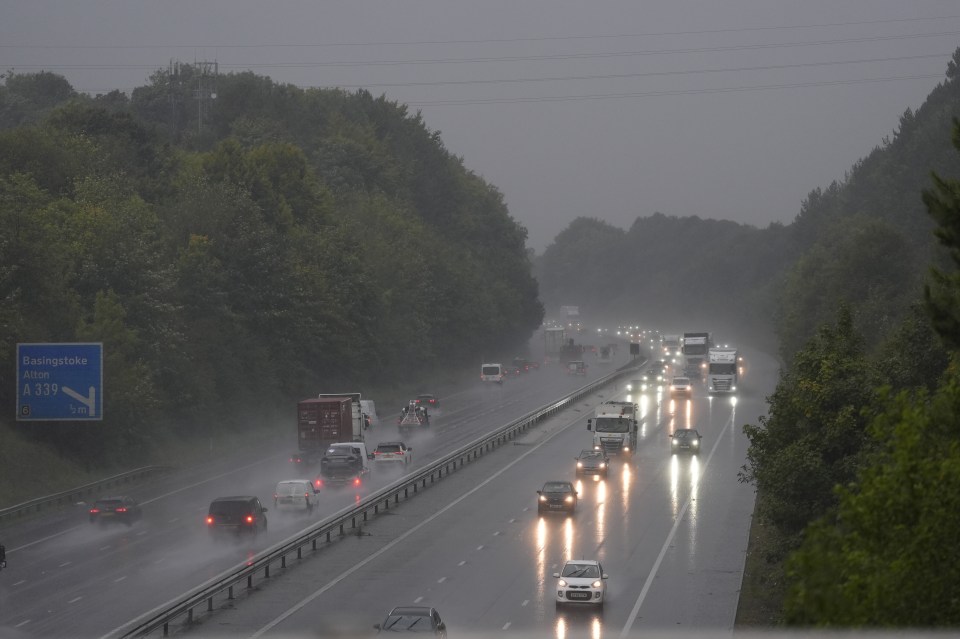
[273,480,319,511]
[507,364,523,377]
[206,496,268,534]
[512,356,539,373]
[537,481,578,514]
[554,559,608,608]
[373,441,413,466]
[480,363,505,384]
[670,376,692,397]
[415,394,439,408]
[289,450,319,470]
[374,606,447,636]
[575,449,609,477]
[88,496,142,526]
[670,428,703,454]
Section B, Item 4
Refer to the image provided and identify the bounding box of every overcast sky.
[2,1,959,251]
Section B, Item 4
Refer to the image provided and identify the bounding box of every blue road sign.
[17,343,103,421]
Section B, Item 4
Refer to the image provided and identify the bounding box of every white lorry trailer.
[682,332,711,378]
[586,401,639,455]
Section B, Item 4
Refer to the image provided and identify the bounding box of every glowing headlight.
[577,462,583,468]
[539,495,547,502]
[564,495,574,503]
[558,579,567,587]
[692,440,699,446]
[592,580,602,588]
[626,384,633,391]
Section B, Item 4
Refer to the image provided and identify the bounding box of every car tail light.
[89,508,100,514]
[353,477,361,486]
[116,507,127,513]
[273,494,278,499]
[206,515,214,525]
[245,514,254,524]
[304,492,310,498]
[315,479,323,488]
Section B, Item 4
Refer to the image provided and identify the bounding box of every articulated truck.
[682,332,711,378]
[707,347,740,394]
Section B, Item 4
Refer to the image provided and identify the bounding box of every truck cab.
[587,401,639,455]
[315,442,371,488]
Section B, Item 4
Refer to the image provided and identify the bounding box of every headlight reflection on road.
[685,399,693,429]
[536,517,548,604]
[595,479,606,546]
[621,462,632,511]
[563,517,574,562]
[555,616,567,639]
[592,616,602,639]
[689,455,700,529]
[669,454,680,516]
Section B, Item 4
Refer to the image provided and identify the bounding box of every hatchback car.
[374,606,447,636]
[206,496,268,534]
[373,441,413,466]
[273,480,319,511]
[566,360,588,376]
[89,496,142,526]
[554,559,608,608]
[575,449,609,477]
[670,428,703,454]
[670,376,692,397]
[537,481,578,514]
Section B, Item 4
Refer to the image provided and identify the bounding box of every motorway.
[0,348,658,638]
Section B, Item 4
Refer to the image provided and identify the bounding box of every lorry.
[560,338,584,364]
[707,347,740,394]
[317,392,366,436]
[662,334,681,361]
[587,401,639,455]
[296,395,365,481]
[544,327,566,364]
[682,332,711,378]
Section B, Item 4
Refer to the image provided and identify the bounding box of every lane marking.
[437,577,446,584]
[59,561,72,568]
[136,530,148,536]
[414,596,423,604]
[521,600,529,607]
[15,620,31,628]
[115,576,127,583]
[477,545,484,551]
[68,596,83,604]
[10,528,74,553]
[458,561,466,566]
[249,405,591,638]
[99,545,111,551]
[168,518,180,523]
[493,531,501,536]
[13,580,26,586]
[619,410,734,638]
[503,622,512,630]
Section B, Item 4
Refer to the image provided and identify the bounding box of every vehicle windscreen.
[674,430,696,440]
[378,445,402,454]
[562,563,601,578]
[482,366,500,375]
[709,363,737,374]
[542,482,572,493]
[95,499,123,509]
[594,417,630,433]
[383,614,433,632]
[579,451,603,461]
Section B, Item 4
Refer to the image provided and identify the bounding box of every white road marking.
[619,410,734,639]
[502,622,512,630]
[521,600,529,607]
[458,561,466,566]
[493,531,501,536]
[477,545,484,550]
[68,596,83,604]
[249,406,591,639]
[15,620,31,628]
[13,580,26,586]
[58,561,72,568]
[136,530,148,536]
[9,527,73,553]
[114,576,127,583]
[509,518,517,523]
[99,545,111,551]
[437,577,446,584]
[168,517,180,523]
[414,596,423,604]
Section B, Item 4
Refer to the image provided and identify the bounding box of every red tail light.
[245,514,254,524]
[116,507,127,513]
[89,508,100,514]
[206,515,214,525]
[353,477,361,486]
[315,479,323,488]
[304,492,310,498]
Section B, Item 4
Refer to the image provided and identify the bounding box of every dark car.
[670,428,703,454]
[415,394,439,408]
[374,606,447,636]
[89,496,142,526]
[575,449,610,477]
[206,496,268,534]
[289,450,319,470]
[512,357,534,373]
[537,481,578,514]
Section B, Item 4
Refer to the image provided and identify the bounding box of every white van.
[481,363,505,384]
[359,399,379,428]
[274,480,319,511]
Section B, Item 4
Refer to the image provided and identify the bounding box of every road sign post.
[17,343,103,421]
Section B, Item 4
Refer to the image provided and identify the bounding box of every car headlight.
[592,580,602,589]
[565,495,574,503]
[558,579,568,587]
[599,463,606,468]
[626,384,633,391]
[672,439,678,445]
[693,440,699,446]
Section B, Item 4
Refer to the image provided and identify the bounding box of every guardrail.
[113,360,642,638]
[0,466,172,525]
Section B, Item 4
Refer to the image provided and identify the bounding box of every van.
[273,480,319,512]
[481,363,505,384]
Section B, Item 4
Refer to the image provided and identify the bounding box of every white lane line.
[140,452,286,506]
[136,530,148,536]
[618,410,734,639]
[99,545,111,551]
[13,580,26,586]
[59,561,72,568]
[437,577,446,584]
[493,531,501,536]
[114,576,127,583]
[154,558,165,565]
[15,620,31,628]
[477,545,484,551]
[168,517,180,523]
[250,406,590,639]
[414,596,423,604]
[68,596,83,604]
[521,600,529,607]
[509,518,517,523]
[10,527,75,553]
[458,561,466,566]
[502,622,512,630]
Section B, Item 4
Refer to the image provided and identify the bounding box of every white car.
[670,376,692,397]
[273,480,319,512]
[373,441,413,465]
[553,559,608,608]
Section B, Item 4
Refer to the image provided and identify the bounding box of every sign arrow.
[62,386,96,418]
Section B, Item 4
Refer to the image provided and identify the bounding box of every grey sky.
[2,1,958,251]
